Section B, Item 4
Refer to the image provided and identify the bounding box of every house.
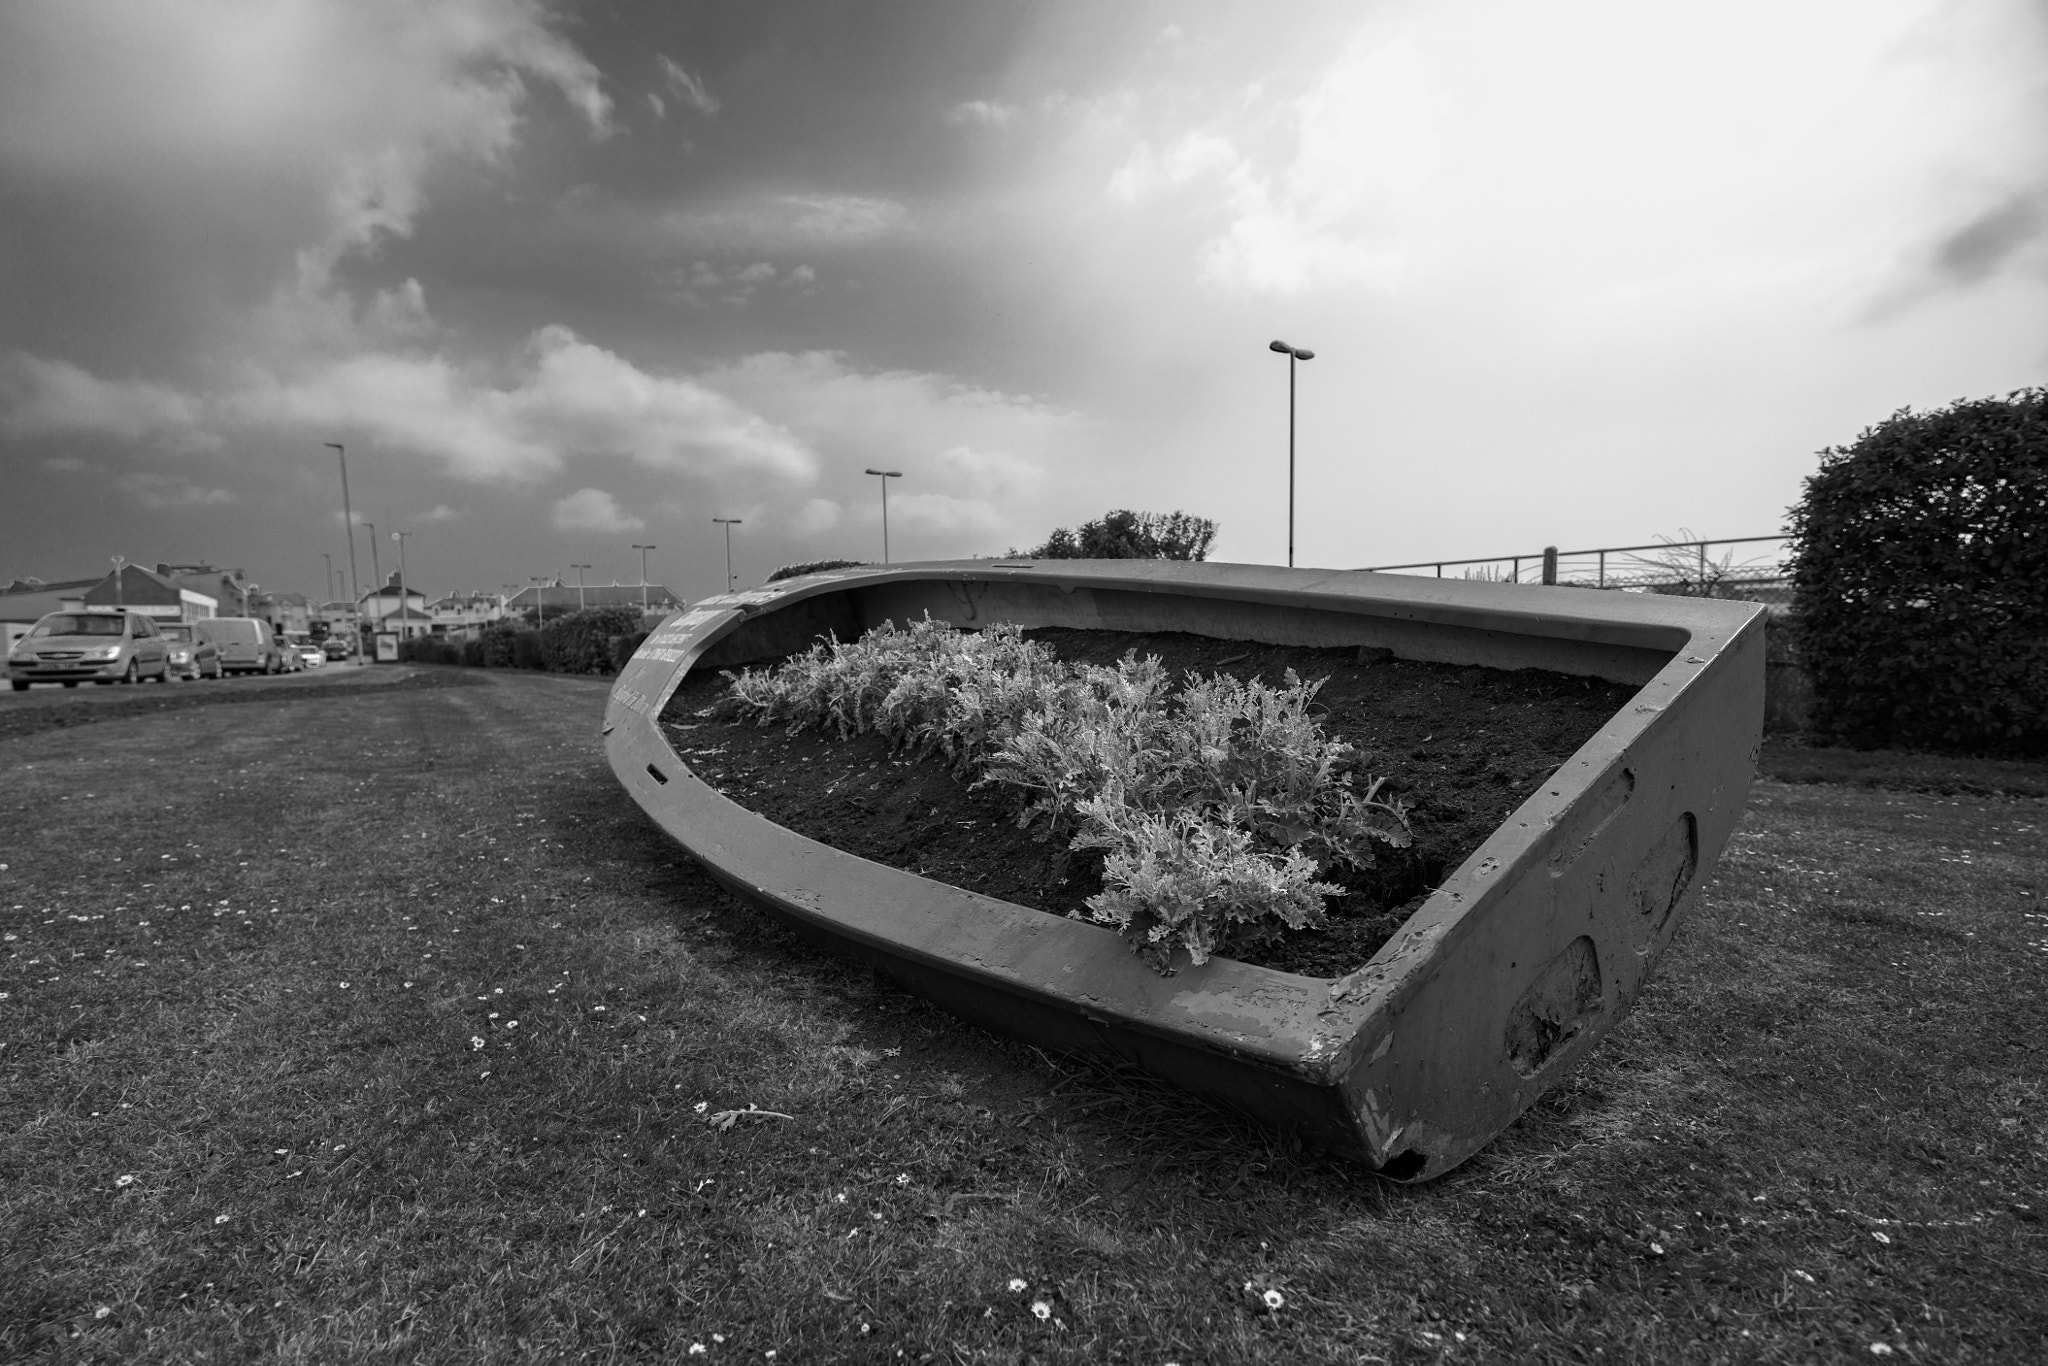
[358,572,428,636]
[155,563,255,616]
[0,575,104,654]
[80,565,220,622]
[426,591,508,636]
[253,590,312,637]
[503,579,686,623]
[314,601,360,637]
[378,604,435,641]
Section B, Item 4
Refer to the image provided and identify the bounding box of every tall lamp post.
[631,543,657,613]
[712,517,742,592]
[321,552,334,607]
[569,563,591,612]
[110,555,125,609]
[863,468,902,564]
[391,530,413,641]
[363,521,383,652]
[324,443,361,620]
[530,576,548,626]
[1268,339,1315,568]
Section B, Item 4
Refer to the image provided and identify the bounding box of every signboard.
[375,632,399,663]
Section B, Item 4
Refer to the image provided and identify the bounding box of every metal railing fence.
[1363,534,1795,606]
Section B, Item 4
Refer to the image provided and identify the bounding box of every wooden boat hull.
[604,560,1765,1181]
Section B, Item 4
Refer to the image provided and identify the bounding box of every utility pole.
[391,531,413,640]
[632,543,657,613]
[364,521,382,647]
[530,576,548,626]
[864,468,902,563]
[712,518,742,592]
[325,443,361,631]
[110,555,125,609]
[570,563,591,612]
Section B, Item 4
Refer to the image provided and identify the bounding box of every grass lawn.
[2,667,2043,1362]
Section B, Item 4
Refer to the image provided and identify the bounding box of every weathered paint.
[605,559,1764,1180]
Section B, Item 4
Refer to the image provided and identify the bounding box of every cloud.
[945,99,1018,127]
[0,0,614,281]
[732,263,776,285]
[791,498,842,536]
[1,352,214,447]
[657,55,720,117]
[41,456,99,474]
[420,504,464,522]
[5,325,819,487]
[552,487,644,533]
[1929,193,2044,287]
[664,194,910,250]
[115,472,237,510]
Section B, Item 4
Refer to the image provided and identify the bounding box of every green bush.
[1020,509,1217,561]
[1788,388,2048,754]
[538,606,647,675]
[396,636,461,665]
[716,617,1409,971]
[609,630,651,672]
[766,559,869,583]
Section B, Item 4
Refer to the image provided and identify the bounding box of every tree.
[1021,510,1217,562]
[1787,388,2048,754]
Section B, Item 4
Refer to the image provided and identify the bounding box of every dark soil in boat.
[658,627,1639,979]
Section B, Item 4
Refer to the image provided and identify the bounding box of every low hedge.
[397,609,657,676]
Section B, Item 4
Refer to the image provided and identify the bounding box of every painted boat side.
[605,559,1764,1179]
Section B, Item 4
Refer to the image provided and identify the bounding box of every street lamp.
[363,521,382,642]
[863,469,902,564]
[712,517,743,592]
[321,552,334,606]
[324,443,361,621]
[631,543,657,613]
[569,563,591,612]
[110,555,125,609]
[530,576,548,626]
[1268,339,1315,568]
[391,531,413,640]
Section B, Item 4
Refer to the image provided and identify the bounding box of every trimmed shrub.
[539,606,647,675]
[477,623,530,668]
[767,559,869,582]
[396,636,461,665]
[610,630,651,672]
[1788,388,2048,754]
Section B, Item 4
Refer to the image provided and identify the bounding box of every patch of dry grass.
[2,676,2043,1362]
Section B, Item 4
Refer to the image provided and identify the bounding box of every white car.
[298,645,325,669]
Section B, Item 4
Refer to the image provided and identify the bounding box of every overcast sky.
[2,0,2043,605]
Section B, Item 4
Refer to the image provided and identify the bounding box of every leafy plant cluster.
[766,558,870,583]
[1788,388,2048,754]
[716,617,1410,970]
[1018,509,1218,562]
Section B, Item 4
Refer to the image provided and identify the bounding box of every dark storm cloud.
[1929,192,2044,285]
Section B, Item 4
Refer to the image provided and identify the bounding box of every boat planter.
[605,560,1765,1181]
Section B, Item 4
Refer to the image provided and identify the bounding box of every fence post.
[1542,546,1558,586]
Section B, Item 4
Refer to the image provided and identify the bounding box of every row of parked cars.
[6,611,350,690]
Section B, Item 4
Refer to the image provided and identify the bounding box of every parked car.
[196,617,282,675]
[8,611,172,689]
[158,622,222,681]
[322,636,353,662]
[298,643,325,669]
